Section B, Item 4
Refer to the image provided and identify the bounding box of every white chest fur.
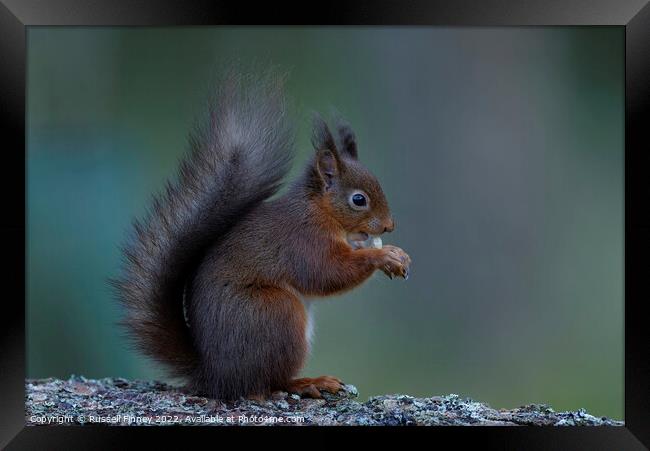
[302,299,315,351]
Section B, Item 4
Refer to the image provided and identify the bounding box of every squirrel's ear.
[311,115,342,190]
[337,123,358,160]
[315,148,340,190]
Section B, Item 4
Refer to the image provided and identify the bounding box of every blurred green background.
[26,27,623,418]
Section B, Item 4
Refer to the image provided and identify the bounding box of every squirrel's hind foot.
[284,376,343,398]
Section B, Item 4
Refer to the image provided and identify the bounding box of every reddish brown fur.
[187,117,410,399]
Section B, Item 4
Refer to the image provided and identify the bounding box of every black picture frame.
[1,0,648,448]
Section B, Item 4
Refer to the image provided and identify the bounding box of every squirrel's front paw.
[377,245,411,279]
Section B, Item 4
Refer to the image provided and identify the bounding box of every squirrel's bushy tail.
[112,70,294,378]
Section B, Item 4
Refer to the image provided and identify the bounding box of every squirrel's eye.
[349,191,369,210]
[352,194,366,206]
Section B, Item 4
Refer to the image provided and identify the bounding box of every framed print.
[1,0,649,448]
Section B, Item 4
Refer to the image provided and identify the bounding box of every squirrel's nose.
[383,218,395,233]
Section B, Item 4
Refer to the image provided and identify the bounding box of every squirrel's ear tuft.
[311,114,338,155]
[337,122,358,160]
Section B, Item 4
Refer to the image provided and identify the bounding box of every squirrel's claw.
[378,246,411,280]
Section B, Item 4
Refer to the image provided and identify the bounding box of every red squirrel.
[113,71,411,400]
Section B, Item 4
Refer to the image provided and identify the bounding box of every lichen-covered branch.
[25,377,622,426]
